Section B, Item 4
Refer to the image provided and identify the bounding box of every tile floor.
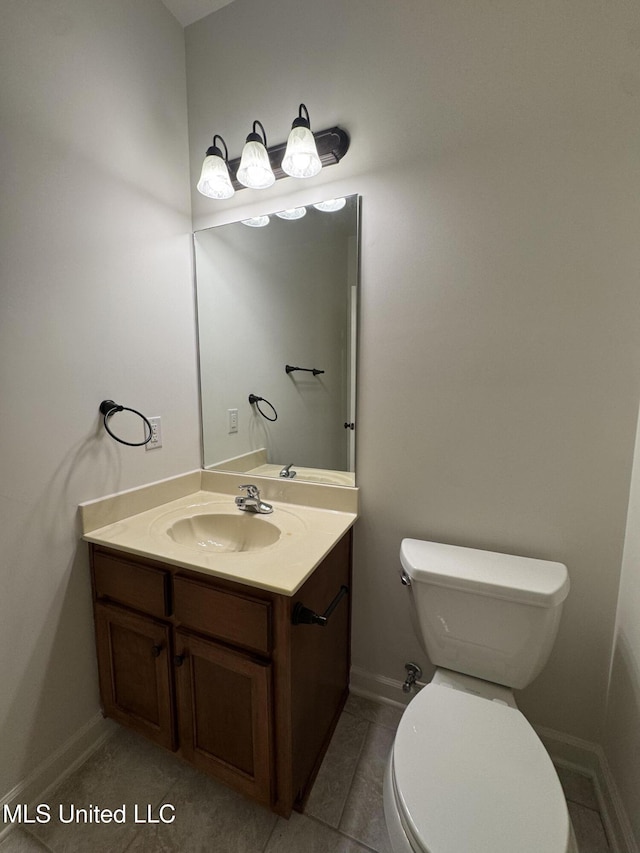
[1,694,612,853]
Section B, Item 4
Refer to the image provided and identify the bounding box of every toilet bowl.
[383,539,576,853]
[384,672,578,853]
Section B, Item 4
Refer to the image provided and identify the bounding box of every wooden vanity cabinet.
[89,529,352,817]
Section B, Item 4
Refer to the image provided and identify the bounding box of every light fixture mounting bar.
[227,126,349,191]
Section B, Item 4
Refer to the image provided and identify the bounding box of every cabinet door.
[175,630,273,806]
[95,602,176,750]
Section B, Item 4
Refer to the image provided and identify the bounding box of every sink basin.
[167,513,281,553]
[149,498,309,557]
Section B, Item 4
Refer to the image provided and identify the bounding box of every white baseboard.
[350,665,638,853]
[349,664,413,709]
[0,713,116,843]
[536,725,639,853]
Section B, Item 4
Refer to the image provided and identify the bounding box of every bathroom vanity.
[81,471,357,817]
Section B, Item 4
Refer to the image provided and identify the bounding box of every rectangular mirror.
[194,194,360,486]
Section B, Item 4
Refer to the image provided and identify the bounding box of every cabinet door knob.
[174,653,185,667]
[151,644,163,658]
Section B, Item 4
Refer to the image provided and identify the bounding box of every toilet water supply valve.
[402,662,423,693]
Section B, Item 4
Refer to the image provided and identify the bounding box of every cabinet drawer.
[174,576,271,656]
[93,551,170,619]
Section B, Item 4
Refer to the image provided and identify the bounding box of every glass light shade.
[275,207,307,220]
[241,215,270,228]
[313,197,347,212]
[237,141,275,189]
[196,153,235,199]
[281,126,322,179]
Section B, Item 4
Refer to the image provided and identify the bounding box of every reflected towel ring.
[99,400,153,447]
[248,394,278,422]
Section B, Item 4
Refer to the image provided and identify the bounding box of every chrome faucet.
[235,484,273,514]
[279,463,296,479]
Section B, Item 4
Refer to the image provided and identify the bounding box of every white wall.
[604,405,640,840]
[0,0,199,800]
[186,0,640,748]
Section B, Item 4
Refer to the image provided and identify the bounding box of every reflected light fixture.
[196,135,234,199]
[313,197,347,212]
[241,215,270,227]
[275,207,307,220]
[281,104,322,179]
[236,120,275,190]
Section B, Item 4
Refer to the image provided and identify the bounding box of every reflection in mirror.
[194,194,359,486]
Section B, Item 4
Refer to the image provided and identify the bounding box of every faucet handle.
[238,484,260,498]
[235,483,273,514]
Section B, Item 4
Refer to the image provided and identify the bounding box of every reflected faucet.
[279,464,297,479]
[235,484,273,514]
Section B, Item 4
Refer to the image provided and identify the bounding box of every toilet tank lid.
[400,539,569,607]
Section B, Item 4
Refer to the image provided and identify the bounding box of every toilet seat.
[390,683,572,853]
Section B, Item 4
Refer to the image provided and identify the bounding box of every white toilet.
[383,538,578,853]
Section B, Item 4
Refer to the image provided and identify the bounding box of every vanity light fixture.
[196,135,235,199]
[281,104,322,179]
[313,197,347,212]
[196,108,349,199]
[241,215,270,227]
[236,120,276,190]
[275,207,307,220]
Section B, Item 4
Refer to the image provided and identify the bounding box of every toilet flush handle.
[400,569,411,586]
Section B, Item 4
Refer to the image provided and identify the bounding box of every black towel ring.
[248,394,278,422]
[99,400,153,447]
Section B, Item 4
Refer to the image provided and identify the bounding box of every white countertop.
[80,471,358,596]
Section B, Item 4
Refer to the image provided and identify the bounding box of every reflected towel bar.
[285,364,325,376]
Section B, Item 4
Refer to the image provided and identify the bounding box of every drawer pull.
[174,653,186,667]
[151,644,163,658]
[292,585,349,627]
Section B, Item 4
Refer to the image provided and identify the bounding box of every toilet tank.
[400,539,570,690]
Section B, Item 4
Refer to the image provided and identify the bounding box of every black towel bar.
[291,585,349,626]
